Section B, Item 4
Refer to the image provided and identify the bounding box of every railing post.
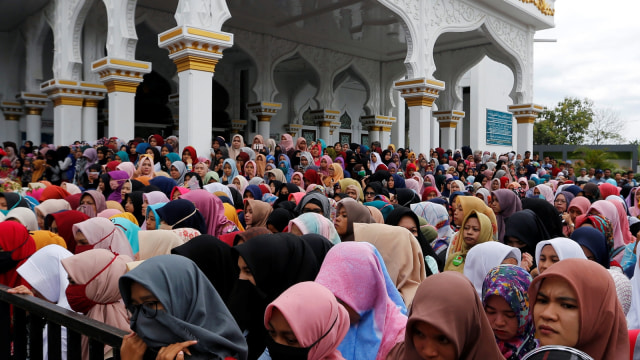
[0,301,10,358]
[47,321,62,360]
[89,338,104,360]
[14,307,27,359]
[29,315,45,359]
[67,330,82,360]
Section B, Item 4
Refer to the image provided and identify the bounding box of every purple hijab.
[106,171,129,203]
[492,189,523,242]
[180,190,236,236]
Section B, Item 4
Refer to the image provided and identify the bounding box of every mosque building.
[0,0,554,157]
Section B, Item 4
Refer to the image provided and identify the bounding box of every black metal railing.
[0,284,128,360]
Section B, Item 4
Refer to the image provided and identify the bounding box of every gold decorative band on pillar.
[319,121,332,127]
[4,114,20,121]
[104,80,139,94]
[404,95,436,107]
[382,127,392,132]
[257,115,272,122]
[53,96,84,107]
[27,107,44,116]
[369,126,382,131]
[439,121,458,128]
[84,99,100,107]
[174,55,219,73]
[516,116,536,124]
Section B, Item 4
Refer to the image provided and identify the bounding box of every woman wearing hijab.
[387,271,504,359]
[72,217,134,258]
[231,233,320,359]
[263,281,350,360]
[564,196,591,235]
[463,242,521,296]
[333,198,373,242]
[9,245,73,359]
[570,226,609,269]
[354,223,426,306]
[529,258,628,359]
[155,199,207,234]
[535,237,587,274]
[77,190,107,218]
[0,222,37,287]
[288,212,341,245]
[221,158,239,185]
[521,198,564,238]
[106,170,129,203]
[136,230,185,260]
[244,199,273,229]
[445,210,495,273]
[482,265,537,360]
[171,235,238,304]
[588,200,629,263]
[62,249,131,358]
[181,189,238,236]
[0,192,30,215]
[315,242,407,360]
[123,191,145,226]
[503,209,550,271]
[228,134,245,161]
[169,160,188,186]
[322,163,344,188]
[490,189,523,242]
[4,207,38,231]
[119,254,248,360]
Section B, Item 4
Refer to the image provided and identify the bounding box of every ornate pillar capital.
[394,78,446,107]
[284,124,303,137]
[247,102,282,122]
[231,119,247,133]
[92,57,152,93]
[158,26,233,73]
[19,92,50,115]
[433,110,465,128]
[508,103,543,123]
[1,101,23,121]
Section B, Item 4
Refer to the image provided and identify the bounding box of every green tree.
[572,146,617,171]
[533,97,594,145]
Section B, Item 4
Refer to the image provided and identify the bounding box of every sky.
[532,0,640,142]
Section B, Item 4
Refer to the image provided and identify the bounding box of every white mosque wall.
[460,56,516,155]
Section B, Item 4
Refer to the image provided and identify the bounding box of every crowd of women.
[1,134,640,360]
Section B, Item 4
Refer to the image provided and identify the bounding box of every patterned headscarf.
[482,265,537,359]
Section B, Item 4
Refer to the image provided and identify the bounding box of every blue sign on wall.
[486,109,513,146]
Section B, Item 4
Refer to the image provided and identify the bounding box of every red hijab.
[182,146,198,164]
[46,210,90,253]
[0,222,36,287]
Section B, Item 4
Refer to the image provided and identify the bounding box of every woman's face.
[320,159,327,168]
[491,180,500,191]
[233,178,241,187]
[80,195,97,214]
[125,197,134,213]
[145,148,154,156]
[397,216,418,237]
[450,182,460,192]
[533,277,580,348]
[223,163,232,176]
[481,177,488,186]
[161,146,169,156]
[364,187,376,203]
[371,153,378,163]
[245,163,254,177]
[147,211,157,230]
[311,147,319,157]
[554,194,567,213]
[267,308,300,347]
[244,203,253,227]
[457,163,465,172]
[411,321,457,360]
[300,156,309,167]
[98,178,105,192]
[385,153,392,161]
[388,176,395,189]
[97,150,104,160]
[291,175,301,186]
[129,281,165,314]
[533,187,541,196]
[462,216,481,247]
[346,188,358,201]
[194,163,207,178]
[505,236,527,249]
[328,166,335,176]
[140,158,153,176]
[170,166,181,180]
[238,256,255,285]
[568,206,582,222]
[232,136,242,149]
[182,150,191,163]
[490,197,501,214]
[485,295,519,342]
[453,202,464,226]
[36,208,46,229]
[538,245,560,274]
[149,138,157,147]
[334,206,348,235]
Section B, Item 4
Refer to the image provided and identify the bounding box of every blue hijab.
[112,217,140,253]
[222,158,239,184]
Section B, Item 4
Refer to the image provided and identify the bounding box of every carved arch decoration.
[21,11,51,91]
[331,62,374,116]
[271,46,322,106]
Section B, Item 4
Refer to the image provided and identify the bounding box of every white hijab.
[535,237,587,266]
[17,244,73,308]
[463,242,521,296]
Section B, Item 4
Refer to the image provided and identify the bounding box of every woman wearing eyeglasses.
[120,254,248,360]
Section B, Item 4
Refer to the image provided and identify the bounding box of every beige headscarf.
[137,230,186,260]
[354,223,426,307]
[245,199,273,228]
[61,249,131,357]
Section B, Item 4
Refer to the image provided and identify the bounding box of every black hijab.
[299,234,333,265]
[504,209,550,260]
[521,198,563,237]
[123,191,145,225]
[171,235,238,303]
[155,199,207,234]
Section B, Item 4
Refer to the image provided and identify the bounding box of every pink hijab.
[606,198,636,245]
[280,134,294,152]
[588,200,628,251]
[181,189,236,236]
[315,242,406,360]
[534,184,555,203]
[265,282,350,360]
[568,196,591,217]
[517,177,529,190]
[143,191,170,205]
[116,162,135,179]
[61,249,131,356]
[405,179,421,195]
[72,217,134,259]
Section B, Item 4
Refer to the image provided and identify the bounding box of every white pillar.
[92,58,151,141]
[394,78,445,155]
[247,102,282,141]
[393,94,405,149]
[434,110,465,152]
[368,127,381,144]
[53,103,83,145]
[508,104,542,156]
[82,101,99,141]
[440,126,456,150]
[319,124,331,142]
[311,109,340,143]
[1,102,22,144]
[380,126,392,148]
[20,93,50,144]
[159,26,233,156]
